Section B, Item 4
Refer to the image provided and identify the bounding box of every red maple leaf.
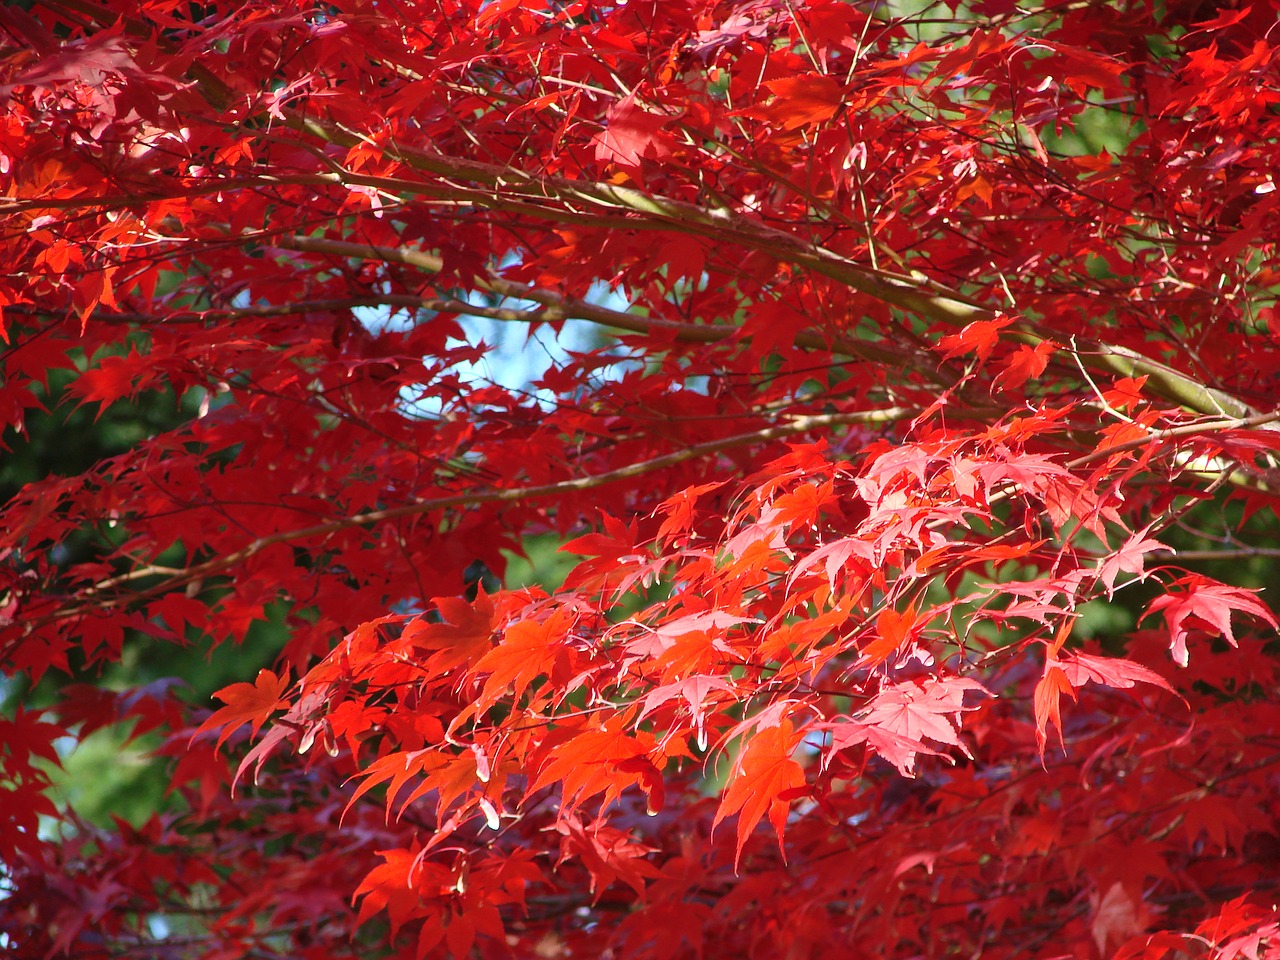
[196,669,289,750]
[593,94,670,168]
[862,676,986,759]
[1144,575,1278,667]
[935,315,1015,361]
[714,719,807,866]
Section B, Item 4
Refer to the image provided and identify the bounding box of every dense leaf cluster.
[2,1,1280,957]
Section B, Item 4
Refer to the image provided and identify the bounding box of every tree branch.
[274,235,926,368]
[27,0,1267,422]
[47,407,915,623]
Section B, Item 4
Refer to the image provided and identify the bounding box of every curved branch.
[274,235,924,368]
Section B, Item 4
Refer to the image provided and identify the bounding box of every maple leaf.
[531,721,660,813]
[1092,882,1152,955]
[787,536,875,591]
[1101,376,1148,411]
[196,669,289,750]
[405,592,497,672]
[824,717,945,777]
[1143,575,1278,667]
[758,75,844,130]
[1034,650,1172,762]
[344,749,439,821]
[713,719,807,867]
[858,604,921,668]
[638,674,733,752]
[655,235,710,296]
[1033,664,1075,755]
[471,610,570,713]
[655,481,726,544]
[935,315,1014,362]
[1041,42,1127,96]
[8,0,1280,955]
[1057,653,1176,696]
[1097,527,1167,595]
[553,813,661,900]
[71,267,118,327]
[860,677,987,768]
[691,13,773,55]
[593,93,670,168]
[1189,6,1255,33]
[560,512,638,558]
[991,340,1055,392]
[68,347,161,412]
[353,847,441,935]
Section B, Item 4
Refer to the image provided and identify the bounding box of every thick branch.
[275,235,921,368]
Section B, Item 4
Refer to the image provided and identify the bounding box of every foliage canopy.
[3,0,1280,957]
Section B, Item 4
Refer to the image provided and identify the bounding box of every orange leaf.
[936,315,1014,362]
[992,340,1055,392]
[472,611,569,712]
[405,592,496,671]
[860,605,918,667]
[531,721,655,813]
[1034,664,1076,755]
[714,719,806,867]
[196,668,289,750]
[760,75,844,130]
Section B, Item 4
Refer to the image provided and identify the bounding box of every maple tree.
[3,0,1280,956]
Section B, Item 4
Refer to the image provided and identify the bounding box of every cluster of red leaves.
[2,0,1280,958]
